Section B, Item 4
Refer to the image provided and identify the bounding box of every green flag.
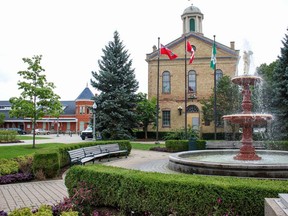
[210,41,216,69]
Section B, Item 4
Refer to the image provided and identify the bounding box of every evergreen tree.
[270,30,288,140]
[256,61,277,113]
[91,31,139,140]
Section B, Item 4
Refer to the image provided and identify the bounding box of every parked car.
[80,126,102,140]
[6,128,27,135]
[80,126,93,140]
[35,128,50,135]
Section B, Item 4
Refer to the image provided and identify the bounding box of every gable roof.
[146,32,239,61]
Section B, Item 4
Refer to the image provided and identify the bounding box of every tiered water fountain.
[168,50,288,178]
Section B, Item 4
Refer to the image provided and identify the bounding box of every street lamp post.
[92,102,97,141]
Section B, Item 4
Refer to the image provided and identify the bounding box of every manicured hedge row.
[33,152,60,178]
[65,165,288,215]
[165,140,206,152]
[265,141,288,151]
[57,140,131,167]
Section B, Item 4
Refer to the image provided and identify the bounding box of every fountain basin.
[168,150,288,178]
[231,75,262,85]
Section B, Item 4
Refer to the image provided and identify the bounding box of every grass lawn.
[0,142,165,159]
[16,135,50,140]
[130,142,165,150]
[0,143,67,159]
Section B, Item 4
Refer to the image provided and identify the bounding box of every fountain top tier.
[232,75,261,86]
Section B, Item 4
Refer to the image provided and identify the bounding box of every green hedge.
[165,140,206,152]
[57,140,131,167]
[265,141,288,151]
[32,152,60,178]
[65,165,288,216]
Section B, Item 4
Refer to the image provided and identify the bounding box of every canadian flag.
[187,41,195,64]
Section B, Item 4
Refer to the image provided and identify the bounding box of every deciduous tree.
[9,55,62,148]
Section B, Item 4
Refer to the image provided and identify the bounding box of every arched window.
[186,105,199,113]
[162,71,171,93]
[216,69,223,84]
[188,70,197,93]
[189,18,195,32]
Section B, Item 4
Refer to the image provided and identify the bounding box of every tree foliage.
[9,55,62,148]
[269,30,288,139]
[91,31,139,140]
[0,113,5,127]
[255,61,277,113]
[200,75,240,125]
[135,93,157,139]
[200,75,241,138]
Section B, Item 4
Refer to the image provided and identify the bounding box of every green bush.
[14,156,34,174]
[0,130,17,142]
[265,141,288,150]
[65,165,288,216]
[32,152,60,178]
[8,204,78,216]
[0,158,19,176]
[165,139,206,152]
[163,126,199,140]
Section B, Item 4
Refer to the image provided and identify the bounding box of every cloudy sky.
[0,0,287,100]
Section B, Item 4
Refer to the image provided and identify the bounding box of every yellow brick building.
[146,5,239,136]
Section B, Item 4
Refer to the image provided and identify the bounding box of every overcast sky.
[0,0,287,100]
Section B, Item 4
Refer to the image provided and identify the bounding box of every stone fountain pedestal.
[223,75,272,160]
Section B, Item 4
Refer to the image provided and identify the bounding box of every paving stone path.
[0,149,176,212]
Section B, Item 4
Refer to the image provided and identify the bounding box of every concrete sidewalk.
[0,149,175,213]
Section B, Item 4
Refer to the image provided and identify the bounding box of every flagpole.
[156,37,160,143]
[213,35,217,140]
[184,36,188,139]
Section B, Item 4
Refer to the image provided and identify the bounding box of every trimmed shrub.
[65,164,288,216]
[165,140,206,152]
[0,130,17,142]
[0,159,19,176]
[32,152,60,179]
[14,156,34,174]
[265,141,288,151]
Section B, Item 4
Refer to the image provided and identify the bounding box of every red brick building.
[0,86,95,134]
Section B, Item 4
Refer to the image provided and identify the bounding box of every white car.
[35,129,50,135]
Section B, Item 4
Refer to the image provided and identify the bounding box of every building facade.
[146,5,239,135]
[0,86,95,134]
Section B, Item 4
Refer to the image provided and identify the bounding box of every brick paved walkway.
[0,149,176,212]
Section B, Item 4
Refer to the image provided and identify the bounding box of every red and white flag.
[187,41,195,64]
[160,44,178,60]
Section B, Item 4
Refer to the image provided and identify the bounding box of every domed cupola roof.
[182,5,202,15]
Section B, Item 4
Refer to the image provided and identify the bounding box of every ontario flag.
[160,44,178,60]
[187,41,195,64]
